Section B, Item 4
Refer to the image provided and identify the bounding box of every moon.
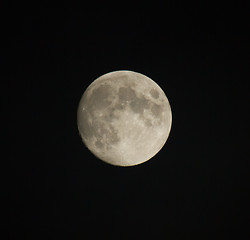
[77,70,172,166]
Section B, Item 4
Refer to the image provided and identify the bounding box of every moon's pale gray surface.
[77,70,172,166]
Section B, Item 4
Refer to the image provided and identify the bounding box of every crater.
[130,96,149,114]
[106,125,120,144]
[95,140,104,149]
[145,119,153,127]
[86,120,108,141]
[151,103,162,117]
[115,102,126,111]
[150,89,159,99]
[88,84,113,110]
[104,107,119,121]
[92,122,120,146]
[118,86,136,101]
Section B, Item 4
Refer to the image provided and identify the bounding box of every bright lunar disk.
[77,70,172,166]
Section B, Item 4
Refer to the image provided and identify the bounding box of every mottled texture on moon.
[77,70,172,166]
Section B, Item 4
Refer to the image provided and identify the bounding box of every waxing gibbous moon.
[77,70,172,166]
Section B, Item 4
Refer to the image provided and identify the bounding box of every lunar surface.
[77,70,172,166]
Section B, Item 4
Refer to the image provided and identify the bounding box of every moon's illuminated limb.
[77,70,172,166]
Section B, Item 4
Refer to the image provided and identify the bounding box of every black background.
[6,3,249,239]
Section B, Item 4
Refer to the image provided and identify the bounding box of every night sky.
[7,4,249,239]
